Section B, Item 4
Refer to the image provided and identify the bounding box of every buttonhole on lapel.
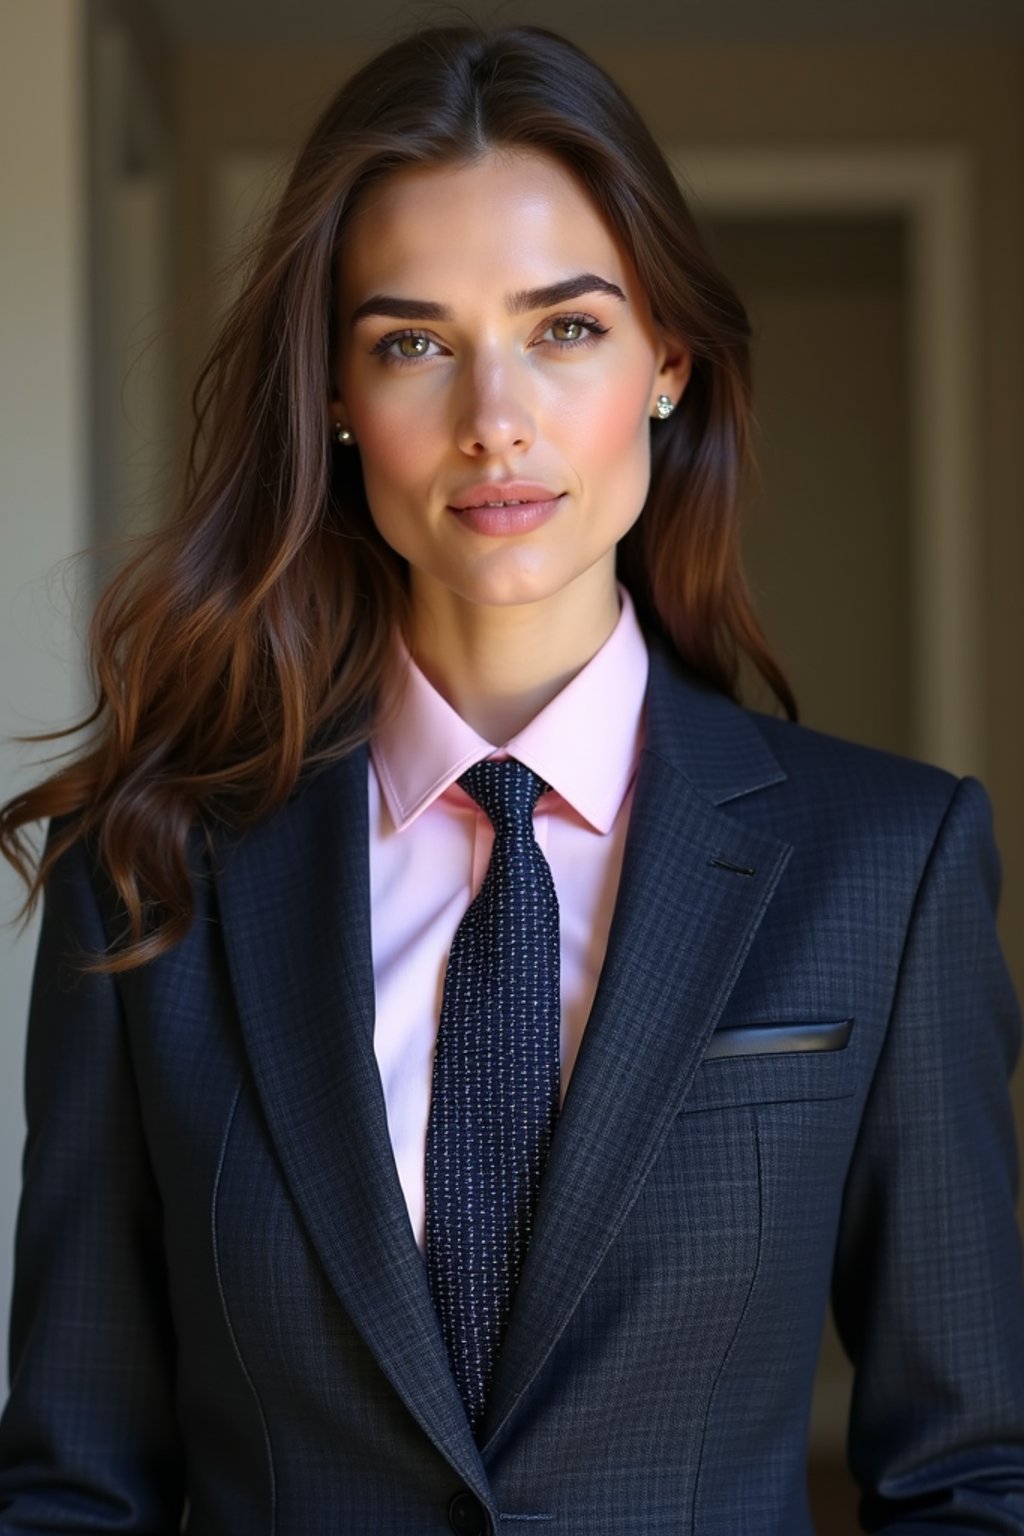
[708,855,757,877]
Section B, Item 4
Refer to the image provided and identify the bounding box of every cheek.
[562,374,653,531]
[350,400,436,506]
[555,350,653,468]
[338,348,436,495]
[579,391,649,468]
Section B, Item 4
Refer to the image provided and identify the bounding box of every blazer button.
[448,1490,488,1535]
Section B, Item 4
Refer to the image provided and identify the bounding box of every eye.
[370,329,444,366]
[541,313,610,349]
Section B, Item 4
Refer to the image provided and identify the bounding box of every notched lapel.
[211,745,489,1501]
[210,636,794,1479]
[480,640,794,1450]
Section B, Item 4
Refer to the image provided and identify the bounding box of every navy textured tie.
[424,757,561,1435]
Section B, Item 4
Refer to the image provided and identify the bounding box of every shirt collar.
[370,582,649,835]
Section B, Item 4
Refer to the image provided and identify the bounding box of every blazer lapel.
[479,637,794,1450]
[212,633,792,1478]
[212,743,490,1502]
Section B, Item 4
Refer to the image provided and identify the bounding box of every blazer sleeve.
[831,774,1024,1532]
[0,817,185,1532]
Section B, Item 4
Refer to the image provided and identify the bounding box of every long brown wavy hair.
[0,21,796,975]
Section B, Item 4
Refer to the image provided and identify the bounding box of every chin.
[458,577,565,610]
[440,551,574,609]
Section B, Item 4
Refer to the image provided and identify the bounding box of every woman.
[1,21,1022,1536]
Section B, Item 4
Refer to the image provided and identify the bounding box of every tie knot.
[457,758,549,834]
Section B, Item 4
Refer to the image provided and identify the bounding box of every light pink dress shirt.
[367,581,650,1252]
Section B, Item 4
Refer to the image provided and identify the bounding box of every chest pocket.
[681,1017,859,1112]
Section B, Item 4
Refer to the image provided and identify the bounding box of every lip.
[447,480,561,511]
[451,496,564,537]
[447,479,566,538]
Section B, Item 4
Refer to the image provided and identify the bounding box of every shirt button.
[448,1489,488,1535]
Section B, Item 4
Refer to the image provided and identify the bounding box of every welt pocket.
[703,1018,852,1060]
[681,1018,858,1112]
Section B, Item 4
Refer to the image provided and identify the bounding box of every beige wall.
[0,0,91,1389]
[174,37,1024,981]
[614,42,1024,986]
[713,214,911,758]
[0,0,175,1397]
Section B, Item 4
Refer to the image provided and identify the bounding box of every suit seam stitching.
[690,1106,765,1536]
[842,775,965,1137]
[825,773,971,1380]
[212,1074,277,1536]
[881,774,965,1043]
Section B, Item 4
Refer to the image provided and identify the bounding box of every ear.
[650,334,693,416]
[328,380,356,431]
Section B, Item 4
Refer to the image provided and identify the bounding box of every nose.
[453,356,536,458]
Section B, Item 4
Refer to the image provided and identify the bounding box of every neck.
[405,563,622,743]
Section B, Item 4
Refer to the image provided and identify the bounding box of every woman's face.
[330,148,690,614]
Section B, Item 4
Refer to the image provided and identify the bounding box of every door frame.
[675,144,981,778]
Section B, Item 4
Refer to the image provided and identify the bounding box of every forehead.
[337,149,633,300]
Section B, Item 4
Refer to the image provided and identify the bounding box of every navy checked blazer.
[1,630,1023,1534]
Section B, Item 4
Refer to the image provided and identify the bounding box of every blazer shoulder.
[642,638,966,847]
[749,707,957,791]
[740,706,970,841]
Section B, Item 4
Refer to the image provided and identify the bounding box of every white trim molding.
[674,145,981,779]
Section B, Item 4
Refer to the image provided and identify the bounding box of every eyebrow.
[349,272,627,326]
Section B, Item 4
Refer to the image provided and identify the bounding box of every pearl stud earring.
[333,422,356,446]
